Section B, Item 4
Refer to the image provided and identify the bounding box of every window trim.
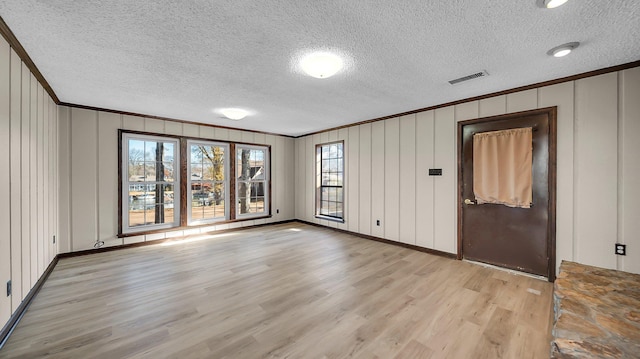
[315,141,345,222]
[120,132,181,234]
[118,130,272,237]
[186,140,230,225]
[235,144,270,219]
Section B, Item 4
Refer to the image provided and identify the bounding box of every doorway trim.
[456,107,557,281]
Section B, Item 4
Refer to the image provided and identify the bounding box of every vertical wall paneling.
[122,115,144,131]
[574,73,618,269]
[164,121,183,136]
[29,74,37,286]
[295,138,304,219]
[43,87,49,267]
[0,37,11,325]
[284,138,295,220]
[415,111,435,248]
[199,125,214,139]
[228,129,242,142]
[479,95,506,118]
[241,130,254,144]
[37,84,44,276]
[9,49,22,308]
[214,127,229,141]
[144,118,165,134]
[306,135,316,222]
[58,106,71,253]
[619,68,640,273]
[507,89,538,113]
[347,126,360,233]
[399,115,416,245]
[98,112,123,246]
[20,63,31,291]
[70,108,99,251]
[358,124,372,236]
[371,121,385,238]
[434,106,459,253]
[266,134,278,223]
[384,118,400,241]
[539,81,575,273]
[182,123,199,138]
[336,128,349,230]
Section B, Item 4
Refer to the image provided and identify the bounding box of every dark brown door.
[458,108,556,280]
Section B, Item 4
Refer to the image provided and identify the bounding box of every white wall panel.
[295,138,305,219]
[539,81,574,274]
[0,38,11,325]
[371,121,385,238]
[283,137,295,220]
[183,123,199,137]
[20,64,32,291]
[574,73,618,269]
[359,124,372,236]
[122,115,144,131]
[165,121,183,135]
[479,95,506,118]
[415,111,435,248]
[507,89,538,113]
[399,115,416,245]
[37,84,44,276]
[58,106,71,254]
[9,49,23,308]
[29,74,37,285]
[619,67,640,274]
[98,112,123,246]
[384,118,400,241]
[145,118,165,133]
[434,106,458,254]
[70,108,99,251]
[347,126,360,233]
[199,125,214,139]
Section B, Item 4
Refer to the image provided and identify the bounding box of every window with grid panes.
[236,145,269,217]
[188,141,229,224]
[316,141,344,221]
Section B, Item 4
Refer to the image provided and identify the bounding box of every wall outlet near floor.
[53,235,56,244]
[6,280,11,297]
[376,220,381,226]
[615,243,626,256]
[276,209,279,214]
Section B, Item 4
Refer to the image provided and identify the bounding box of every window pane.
[144,141,157,161]
[336,188,343,203]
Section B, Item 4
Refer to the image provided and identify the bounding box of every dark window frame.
[315,141,345,222]
[118,129,272,237]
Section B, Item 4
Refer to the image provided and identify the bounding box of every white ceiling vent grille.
[448,70,489,85]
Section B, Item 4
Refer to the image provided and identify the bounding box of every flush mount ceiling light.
[219,108,249,120]
[299,52,344,79]
[547,42,580,57]
[537,0,569,8]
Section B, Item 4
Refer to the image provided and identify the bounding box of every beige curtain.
[473,127,533,208]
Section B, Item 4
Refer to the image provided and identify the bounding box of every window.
[119,131,271,235]
[122,133,180,233]
[236,145,269,217]
[316,141,344,221]
[188,141,229,224]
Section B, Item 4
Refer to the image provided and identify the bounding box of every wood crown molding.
[0,16,59,103]
[2,15,638,139]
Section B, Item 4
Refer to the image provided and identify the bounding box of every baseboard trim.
[0,256,59,350]
[295,220,457,259]
[59,219,297,259]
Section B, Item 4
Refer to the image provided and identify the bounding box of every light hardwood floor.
[0,222,554,358]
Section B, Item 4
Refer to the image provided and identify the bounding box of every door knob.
[464,198,475,205]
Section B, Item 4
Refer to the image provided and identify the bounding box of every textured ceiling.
[0,1,639,136]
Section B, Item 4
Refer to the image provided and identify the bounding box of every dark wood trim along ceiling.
[0,16,59,103]
[1,15,638,138]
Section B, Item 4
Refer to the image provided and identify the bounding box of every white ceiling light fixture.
[537,0,569,8]
[299,52,344,79]
[547,42,580,57]
[219,108,249,120]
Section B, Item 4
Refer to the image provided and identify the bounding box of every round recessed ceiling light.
[537,0,569,8]
[547,42,580,57]
[299,52,344,79]
[220,108,249,120]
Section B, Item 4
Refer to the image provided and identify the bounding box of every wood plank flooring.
[0,222,554,358]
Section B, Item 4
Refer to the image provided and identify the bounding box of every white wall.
[0,36,59,329]
[294,67,640,275]
[57,107,296,252]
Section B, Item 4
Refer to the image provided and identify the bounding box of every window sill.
[315,215,345,223]
[117,215,272,238]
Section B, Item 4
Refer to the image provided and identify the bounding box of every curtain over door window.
[473,127,533,208]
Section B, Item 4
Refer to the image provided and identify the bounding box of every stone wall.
[551,261,640,358]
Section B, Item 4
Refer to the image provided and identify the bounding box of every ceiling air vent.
[448,70,489,85]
